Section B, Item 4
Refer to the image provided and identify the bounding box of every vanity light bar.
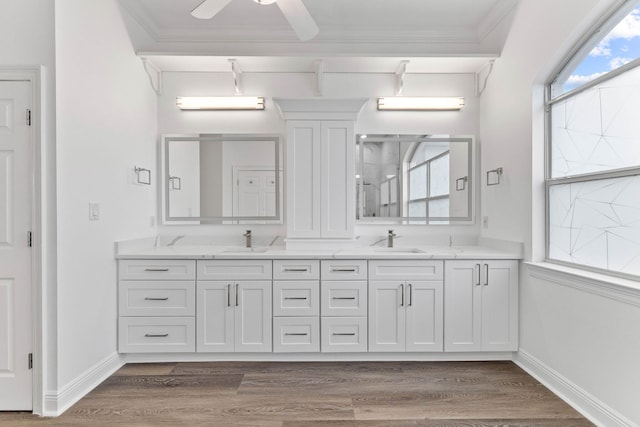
[176,96,265,110]
[377,97,464,111]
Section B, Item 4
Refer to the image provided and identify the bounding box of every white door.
[444,261,482,352]
[368,281,405,352]
[235,281,272,352]
[0,81,33,410]
[481,261,518,352]
[197,281,234,352]
[406,280,443,352]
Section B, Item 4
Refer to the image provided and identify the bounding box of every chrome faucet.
[243,230,252,248]
[387,229,397,248]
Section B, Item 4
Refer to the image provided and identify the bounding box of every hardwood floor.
[0,361,593,426]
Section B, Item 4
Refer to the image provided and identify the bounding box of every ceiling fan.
[191,0,319,41]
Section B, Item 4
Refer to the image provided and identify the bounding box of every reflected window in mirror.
[356,135,474,224]
[161,134,282,224]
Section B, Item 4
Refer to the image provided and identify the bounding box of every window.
[407,142,450,224]
[546,0,640,277]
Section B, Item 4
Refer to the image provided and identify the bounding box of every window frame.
[545,0,640,280]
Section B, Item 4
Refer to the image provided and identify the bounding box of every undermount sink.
[373,248,423,253]
[221,247,269,254]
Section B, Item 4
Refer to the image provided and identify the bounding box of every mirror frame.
[356,134,476,224]
[160,134,281,224]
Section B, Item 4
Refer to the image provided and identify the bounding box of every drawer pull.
[332,333,356,336]
[284,297,308,300]
[332,297,356,300]
[144,297,169,301]
[284,333,308,336]
[331,268,356,272]
[144,268,170,272]
[283,268,309,272]
[144,333,169,338]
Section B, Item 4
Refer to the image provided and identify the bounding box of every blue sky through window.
[563,6,640,92]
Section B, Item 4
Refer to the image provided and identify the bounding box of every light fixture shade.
[377,97,464,111]
[176,96,265,110]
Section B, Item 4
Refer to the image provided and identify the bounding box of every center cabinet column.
[274,98,367,249]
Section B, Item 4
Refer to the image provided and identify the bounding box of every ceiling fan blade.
[191,0,234,19]
[276,0,319,41]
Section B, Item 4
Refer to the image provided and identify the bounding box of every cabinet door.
[444,261,482,352]
[368,281,405,352]
[197,281,234,352]
[406,281,443,352]
[286,121,321,238]
[235,281,272,352]
[481,261,518,351]
[320,121,354,238]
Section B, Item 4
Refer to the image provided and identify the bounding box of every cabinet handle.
[475,264,481,286]
[284,297,308,300]
[283,268,309,272]
[144,268,169,272]
[331,268,356,272]
[484,264,489,286]
[144,297,169,301]
[332,333,356,336]
[227,284,231,307]
[284,333,308,336]
[408,284,412,307]
[235,284,239,307]
[332,297,356,300]
[400,284,405,307]
[144,333,168,338]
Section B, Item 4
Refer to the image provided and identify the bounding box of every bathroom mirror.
[356,135,474,224]
[161,134,282,224]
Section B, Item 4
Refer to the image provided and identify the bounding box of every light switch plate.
[89,202,100,221]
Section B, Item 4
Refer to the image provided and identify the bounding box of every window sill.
[524,261,640,307]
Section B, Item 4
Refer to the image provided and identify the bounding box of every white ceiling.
[118,0,520,74]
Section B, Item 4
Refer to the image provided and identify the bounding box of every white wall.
[54,0,157,410]
[158,71,480,242]
[0,0,56,413]
[479,0,640,424]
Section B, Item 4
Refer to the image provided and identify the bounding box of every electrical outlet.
[89,203,100,221]
[483,216,488,228]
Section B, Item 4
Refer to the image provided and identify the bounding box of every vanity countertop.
[115,242,521,260]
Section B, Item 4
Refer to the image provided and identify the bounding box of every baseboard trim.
[43,352,124,417]
[515,349,636,427]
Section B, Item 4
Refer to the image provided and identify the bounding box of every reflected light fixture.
[377,97,464,111]
[176,96,265,110]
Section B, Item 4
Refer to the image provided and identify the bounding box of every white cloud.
[609,56,632,69]
[590,8,640,57]
[566,72,607,85]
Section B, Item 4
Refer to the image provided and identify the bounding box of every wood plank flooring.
[0,361,593,426]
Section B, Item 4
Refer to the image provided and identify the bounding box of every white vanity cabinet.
[320,260,368,352]
[444,260,518,352]
[272,260,320,352]
[118,260,196,353]
[286,120,355,240]
[196,260,272,352]
[368,260,444,352]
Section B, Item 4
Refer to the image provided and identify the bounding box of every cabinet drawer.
[321,317,367,352]
[119,260,196,280]
[273,260,319,280]
[368,260,443,281]
[273,281,319,316]
[118,317,195,353]
[197,260,272,280]
[321,260,367,280]
[119,281,195,316]
[321,281,367,317]
[273,317,320,353]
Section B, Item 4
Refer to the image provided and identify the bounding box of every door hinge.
[26,109,32,126]
[27,231,32,247]
[28,353,33,370]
